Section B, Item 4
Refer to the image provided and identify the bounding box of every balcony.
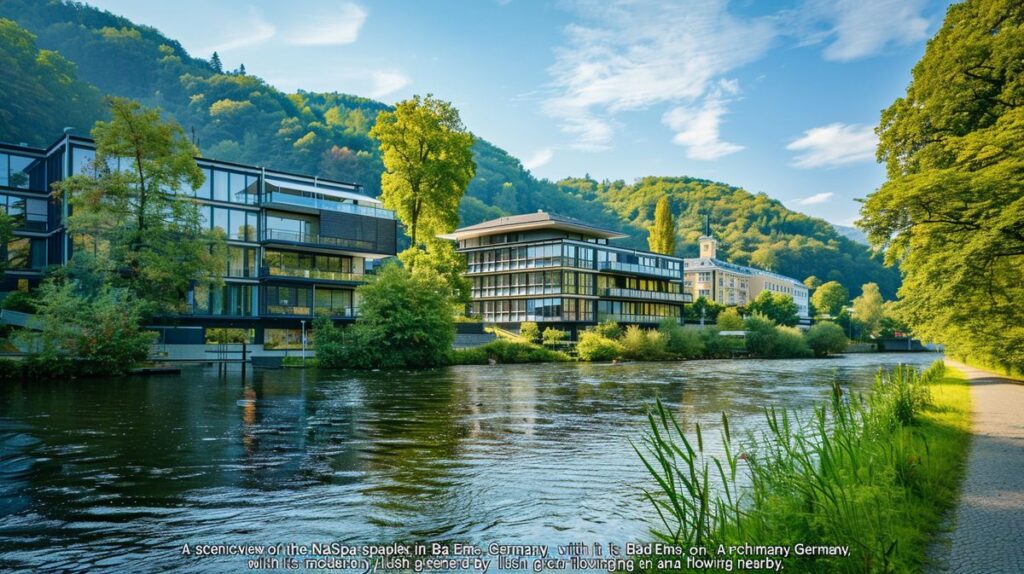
[260,266,366,283]
[597,313,681,325]
[597,261,679,279]
[261,229,375,251]
[264,191,394,220]
[263,305,358,318]
[601,288,692,303]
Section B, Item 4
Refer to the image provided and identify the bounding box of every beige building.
[684,235,810,320]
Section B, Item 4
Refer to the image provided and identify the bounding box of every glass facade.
[262,249,359,282]
[473,297,595,323]
[0,194,48,231]
[5,237,46,270]
[191,283,256,316]
[0,152,44,190]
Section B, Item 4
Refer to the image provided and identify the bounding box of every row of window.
[470,270,596,298]
[596,300,681,320]
[201,205,259,241]
[597,275,681,294]
[472,297,596,323]
[188,284,355,317]
[466,243,597,273]
[0,194,48,231]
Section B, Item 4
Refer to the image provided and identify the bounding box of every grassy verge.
[951,354,1023,380]
[447,339,570,365]
[282,356,318,368]
[636,360,971,573]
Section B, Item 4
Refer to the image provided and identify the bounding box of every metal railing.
[260,266,366,283]
[263,305,358,318]
[264,191,394,220]
[261,229,375,250]
[597,261,680,279]
[602,287,692,302]
[597,313,682,324]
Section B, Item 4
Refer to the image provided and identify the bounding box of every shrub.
[542,327,567,347]
[331,264,454,369]
[774,326,812,358]
[593,320,623,339]
[311,315,346,368]
[519,322,541,343]
[577,330,622,361]
[659,319,705,359]
[1,290,36,313]
[620,325,669,360]
[716,308,744,330]
[743,313,779,357]
[804,322,848,357]
[448,339,569,365]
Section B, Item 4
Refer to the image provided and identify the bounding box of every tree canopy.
[811,280,849,318]
[648,196,676,255]
[860,0,1024,369]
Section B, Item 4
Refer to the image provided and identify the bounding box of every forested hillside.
[0,0,897,297]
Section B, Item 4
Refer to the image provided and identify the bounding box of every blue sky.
[86,0,954,225]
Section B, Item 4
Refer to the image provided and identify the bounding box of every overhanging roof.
[265,177,382,205]
[439,211,627,241]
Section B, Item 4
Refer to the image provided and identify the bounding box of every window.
[264,329,304,350]
[5,237,45,270]
[213,170,229,202]
[314,288,353,316]
[264,285,312,315]
[194,168,212,199]
[226,246,257,277]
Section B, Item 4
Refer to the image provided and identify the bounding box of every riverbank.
[929,361,1024,573]
[639,360,971,573]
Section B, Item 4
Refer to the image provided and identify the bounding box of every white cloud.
[543,0,775,152]
[795,192,834,206]
[288,2,367,46]
[662,81,744,160]
[367,71,410,99]
[521,148,554,171]
[202,7,276,53]
[786,123,877,168]
[804,0,930,61]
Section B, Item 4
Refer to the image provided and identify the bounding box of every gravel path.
[930,360,1024,573]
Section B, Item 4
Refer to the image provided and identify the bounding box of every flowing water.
[0,353,940,572]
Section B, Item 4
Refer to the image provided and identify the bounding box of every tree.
[860,0,1024,369]
[648,196,676,255]
[804,322,849,357]
[238,63,246,76]
[811,280,849,318]
[684,296,725,323]
[31,280,155,376]
[804,276,822,290]
[210,51,222,73]
[542,327,567,347]
[370,94,476,248]
[336,263,454,369]
[745,291,799,327]
[716,307,744,330]
[852,282,885,339]
[519,321,541,343]
[52,98,226,316]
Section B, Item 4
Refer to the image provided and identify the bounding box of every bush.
[447,339,569,365]
[701,328,745,358]
[1,290,36,313]
[716,308,744,330]
[519,322,541,343]
[774,326,812,358]
[311,315,346,368]
[329,264,454,369]
[659,319,705,359]
[576,330,622,361]
[593,320,623,339]
[804,322,849,357]
[30,280,154,377]
[542,327,567,347]
[743,313,779,357]
[619,325,669,360]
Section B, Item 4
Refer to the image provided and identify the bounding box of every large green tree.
[745,291,799,327]
[53,98,226,316]
[647,196,676,255]
[370,94,476,247]
[811,280,849,318]
[859,0,1024,369]
[851,283,885,339]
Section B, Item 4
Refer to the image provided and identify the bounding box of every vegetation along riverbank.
[635,360,970,573]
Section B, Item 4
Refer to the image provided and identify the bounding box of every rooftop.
[439,211,628,241]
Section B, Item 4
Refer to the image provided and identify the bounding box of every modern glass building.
[0,133,396,348]
[440,212,691,336]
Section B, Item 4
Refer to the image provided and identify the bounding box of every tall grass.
[636,360,970,572]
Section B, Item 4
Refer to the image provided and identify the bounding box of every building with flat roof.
[683,234,810,320]
[440,212,692,336]
[0,133,397,349]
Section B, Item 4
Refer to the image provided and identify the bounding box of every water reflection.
[0,353,940,572]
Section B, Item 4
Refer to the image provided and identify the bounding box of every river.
[0,353,940,572]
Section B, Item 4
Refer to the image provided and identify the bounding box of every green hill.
[0,1,897,297]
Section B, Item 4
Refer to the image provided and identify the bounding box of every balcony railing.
[261,229,375,251]
[601,287,692,303]
[260,266,366,283]
[598,313,681,325]
[264,191,394,220]
[263,305,358,318]
[597,261,680,279]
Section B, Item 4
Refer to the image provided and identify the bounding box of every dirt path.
[930,360,1024,573]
